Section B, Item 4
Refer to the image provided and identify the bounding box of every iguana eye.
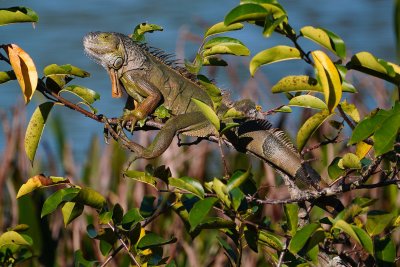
[113,57,123,69]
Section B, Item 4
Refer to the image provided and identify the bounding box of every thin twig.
[100,244,124,267]
[337,104,355,130]
[107,222,141,267]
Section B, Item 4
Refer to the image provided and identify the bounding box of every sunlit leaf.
[0,7,38,26]
[258,230,283,251]
[132,22,163,42]
[296,109,331,150]
[240,0,287,18]
[0,70,16,84]
[355,141,372,159]
[224,3,268,26]
[333,220,373,254]
[60,85,100,104]
[24,102,54,164]
[124,170,157,189]
[75,187,106,210]
[311,50,342,113]
[17,174,69,198]
[229,187,245,211]
[338,153,361,170]
[226,168,252,191]
[300,26,346,59]
[43,64,90,78]
[340,100,360,122]
[204,22,244,37]
[189,197,218,231]
[3,44,38,103]
[347,51,400,84]
[263,14,287,37]
[271,75,322,94]
[250,46,301,76]
[202,37,250,57]
[62,202,84,226]
[192,98,220,131]
[212,178,231,207]
[0,231,31,252]
[197,75,223,110]
[289,95,327,110]
[168,176,205,199]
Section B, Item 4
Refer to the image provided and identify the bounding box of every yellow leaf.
[355,141,372,159]
[3,44,38,104]
[311,50,342,113]
[17,174,55,198]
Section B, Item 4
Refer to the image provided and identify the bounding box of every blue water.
[0,0,396,161]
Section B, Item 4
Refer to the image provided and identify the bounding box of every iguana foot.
[121,109,138,133]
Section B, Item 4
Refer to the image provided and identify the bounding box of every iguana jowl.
[83,31,322,189]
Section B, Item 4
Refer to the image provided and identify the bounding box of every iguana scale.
[83,31,322,189]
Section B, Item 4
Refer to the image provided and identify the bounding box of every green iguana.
[83,31,323,190]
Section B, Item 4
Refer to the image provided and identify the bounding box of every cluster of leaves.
[1,0,399,266]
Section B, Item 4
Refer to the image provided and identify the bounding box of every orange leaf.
[3,44,38,104]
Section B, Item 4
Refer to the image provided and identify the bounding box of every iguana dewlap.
[83,31,322,189]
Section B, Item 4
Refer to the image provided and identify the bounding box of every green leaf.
[204,22,244,37]
[137,232,176,250]
[296,109,332,150]
[202,56,228,67]
[375,236,396,266]
[240,0,287,19]
[61,202,84,226]
[192,98,220,131]
[168,176,205,199]
[258,230,283,251]
[311,50,342,113]
[43,64,90,78]
[244,225,259,252]
[284,203,299,236]
[132,22,163,42]
[0,7,38,26]
[288,223,320,254]
[338,153,361,170]
[328,157,345,180]
[202,37,250,57]
[263,14,287,37]
[75,187,106,210]
[24,102,54,164]
[351,226,373,255]
[226,168,252,191]
[73,250,97,267]
[350,109,390,144]
[229,187,245,211]
[197,75,223,110]
[366,211,394,236]
[347,52,400,84]
[41,187,81,218]
[121,208,144,229]
[289,95,327,110]
[272,75,322,94]
[124,170,157,189]
[189,197,218,231]
[153,105,171,119]
[217,237,237,263]
[224,3,268,26]
[300,26,346,59]
[60,85,100,104]
[0,70,16,84]
[333,219,373,254]
[250,46,301,76]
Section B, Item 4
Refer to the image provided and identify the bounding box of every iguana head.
[83,32,126,98]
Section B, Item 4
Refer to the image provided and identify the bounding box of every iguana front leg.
[119,74,162,130]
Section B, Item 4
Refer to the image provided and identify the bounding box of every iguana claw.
[121,109,138,133]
